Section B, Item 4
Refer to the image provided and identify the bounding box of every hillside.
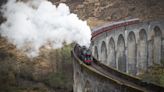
[50,0,164,28]
[0,0,164,92]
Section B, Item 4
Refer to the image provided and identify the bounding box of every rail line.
[91,18,140,40]
[72,44,164,92]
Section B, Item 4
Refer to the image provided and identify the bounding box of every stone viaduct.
[72,44,164,92]
[72,19,164,92]
[91,18,164,75]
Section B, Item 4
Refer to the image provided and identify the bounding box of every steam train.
[79,46,93,65]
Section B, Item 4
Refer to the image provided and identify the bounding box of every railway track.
[91,62,148,92]
[72,44,164,92]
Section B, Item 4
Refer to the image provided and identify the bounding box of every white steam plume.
[0,0,91,57]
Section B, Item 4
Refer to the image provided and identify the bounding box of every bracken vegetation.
[0,37,73,92]
[140,63,164,87]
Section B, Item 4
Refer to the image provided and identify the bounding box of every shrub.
[44,72,67,88]
[160,73,164,86]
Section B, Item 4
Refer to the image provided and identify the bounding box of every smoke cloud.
[0,0,91,57]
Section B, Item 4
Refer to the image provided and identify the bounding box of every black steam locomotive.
[79,46,93,65]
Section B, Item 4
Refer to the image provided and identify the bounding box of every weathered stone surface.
[91,20,164,75]
[73,45,164,92]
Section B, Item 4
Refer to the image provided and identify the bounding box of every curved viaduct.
[91,18,164,75]
[72,44,164,92]
[72,19,164,92]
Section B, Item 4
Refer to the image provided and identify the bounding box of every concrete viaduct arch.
[101,41,107,64]
[127,31,136,75]
[117,34,126,72]
[108,37,116,68]
[91,19,164,75]
[153,26,162,64]
[137,29,148,75]
[94,46,98,59]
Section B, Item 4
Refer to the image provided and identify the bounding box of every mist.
[0,0,91,57]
